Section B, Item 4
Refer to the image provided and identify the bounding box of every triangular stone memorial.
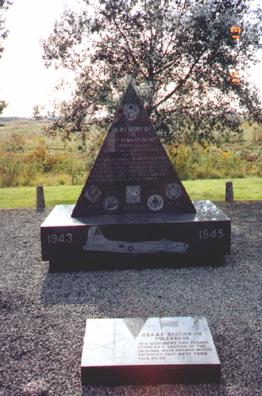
[41,82,231,269]
[72,83,195,218]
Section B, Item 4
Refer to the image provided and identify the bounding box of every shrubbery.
[0,133,87,187]
[0,129,261,187]
[166,143,249,180]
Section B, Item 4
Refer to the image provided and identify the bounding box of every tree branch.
[154,53,183,77]
[111,15,147,78]
[153,50,206,109]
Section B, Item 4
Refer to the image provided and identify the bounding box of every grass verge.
[0,177,261,209]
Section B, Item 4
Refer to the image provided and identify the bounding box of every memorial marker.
[81,317,221,385]
[72,83,195,217]
[40,83,231,270]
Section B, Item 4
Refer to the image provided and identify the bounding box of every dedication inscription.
[72,83,196,217]
[81,316,221,385]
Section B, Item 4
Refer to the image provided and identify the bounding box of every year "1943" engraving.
[47,233,73,244]
[199,228,224,240]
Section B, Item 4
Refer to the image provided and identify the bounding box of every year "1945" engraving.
[199,228,224,240]
[47,233,73,244]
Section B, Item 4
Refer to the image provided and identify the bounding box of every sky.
[0,0,262,118]
[0,0,73,117]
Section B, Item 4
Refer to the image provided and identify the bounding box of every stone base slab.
[40,201,230,272]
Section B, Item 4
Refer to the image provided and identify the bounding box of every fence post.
[225,181,234,202]
[36,185,45,211]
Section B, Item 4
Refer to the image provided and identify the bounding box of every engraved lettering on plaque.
[123,103,140,121]
[104,128,117,153]
[103,195,119,212]
[85,185,102,203]
[126,185,141,204]
[81,317,221,371]
[147,194,164,211]
[165,183,182,200]
[72,83,197,217]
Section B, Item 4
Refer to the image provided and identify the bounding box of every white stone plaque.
[81,316,221,385]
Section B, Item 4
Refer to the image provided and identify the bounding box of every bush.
[0,154,22,186]
[0,133,87,186]
[0,127,260,187]
[0,153,39,186]
[3,133,26,153]
[166,143,246,179]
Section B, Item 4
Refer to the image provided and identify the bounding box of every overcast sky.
[0,0,261,117]
[0,0,72,117]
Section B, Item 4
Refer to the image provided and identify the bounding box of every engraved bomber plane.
[82,226,189,254]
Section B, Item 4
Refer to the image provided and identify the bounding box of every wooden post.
[36,185,45,211]
[225,181,234,202]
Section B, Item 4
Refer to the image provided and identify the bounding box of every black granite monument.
[81,316,221,385]
[41,83,230,270]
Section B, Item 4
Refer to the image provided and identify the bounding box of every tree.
[0,0,10,58]
[0,0,11,116]
[32,104,44,120]
[0,100,7,114]
[43,0,262,144]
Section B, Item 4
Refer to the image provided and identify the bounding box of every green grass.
[0,185,82,209]
[0,178,261,209]
[184,177,261,201]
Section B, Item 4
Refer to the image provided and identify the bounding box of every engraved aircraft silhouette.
[82,226,189,254]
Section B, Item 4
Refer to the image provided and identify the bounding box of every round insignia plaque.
[147,194,164,211]
[103,195,119,212]
[123,103,140,121]
[165,183,182,200]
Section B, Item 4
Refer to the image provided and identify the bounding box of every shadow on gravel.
[46,252,226,272]
[41,255,225,305]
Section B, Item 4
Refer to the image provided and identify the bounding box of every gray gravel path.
[0,202,261,396]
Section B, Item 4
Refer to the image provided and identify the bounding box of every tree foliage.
[43,0,262,144]
[0,0,10,58]
[0,0,11,115]
[0,100,7,114]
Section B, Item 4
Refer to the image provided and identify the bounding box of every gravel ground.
[0,202,261,396]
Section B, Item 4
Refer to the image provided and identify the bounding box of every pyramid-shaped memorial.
[41,83,231,270]
[72,83,195,217]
